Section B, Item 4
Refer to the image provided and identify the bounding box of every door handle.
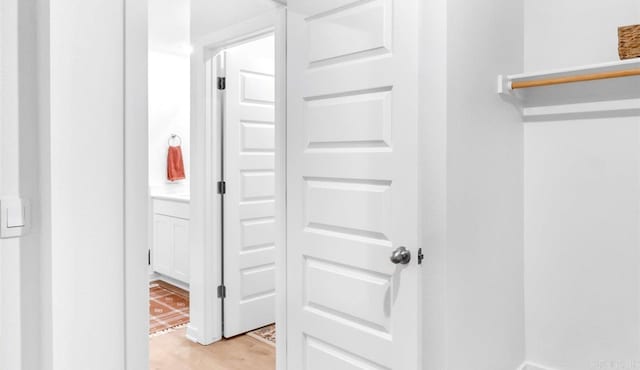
[390,246,411,265]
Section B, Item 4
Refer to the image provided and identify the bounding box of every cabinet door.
[153,214,174,277]
[172,218,190,282]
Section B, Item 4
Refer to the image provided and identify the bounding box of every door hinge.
[148,249,151,266]
[418,248,424,265]
[217,181,226,195]
[217,285,226,299]
[217,77,226,90]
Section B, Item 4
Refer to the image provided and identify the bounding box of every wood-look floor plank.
[149,328,275,370]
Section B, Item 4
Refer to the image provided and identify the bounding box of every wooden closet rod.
[511,68,640,89]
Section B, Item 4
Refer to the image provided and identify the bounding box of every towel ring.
[168,134,182,147]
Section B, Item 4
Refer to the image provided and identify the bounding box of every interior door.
[287,0,421,368]
[223,35,276,337]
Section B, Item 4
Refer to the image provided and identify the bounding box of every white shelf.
[498,59,640,121]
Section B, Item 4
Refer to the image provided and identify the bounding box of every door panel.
[223,35,276,338]
[172,218,189,282]
[306,0,391,64]
[287,0,420,368]
[153,215,173,276]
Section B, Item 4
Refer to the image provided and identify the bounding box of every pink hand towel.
[167,146,186,181]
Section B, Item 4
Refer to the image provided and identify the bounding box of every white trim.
[188,10,287,365]
[188,43,222,345]
[273,8,287,370]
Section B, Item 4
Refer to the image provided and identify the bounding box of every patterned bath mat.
[247,324,276,346]
[149,280,189,336]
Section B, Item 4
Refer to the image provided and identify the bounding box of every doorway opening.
[145,2,284,369]
[128,1,424,369]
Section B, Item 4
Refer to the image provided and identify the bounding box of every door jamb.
[188,7,287,368]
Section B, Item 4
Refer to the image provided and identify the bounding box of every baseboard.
[149,272,190,292]
[518,362,557,370]
[186,323,220,346]
[185,324,199,343]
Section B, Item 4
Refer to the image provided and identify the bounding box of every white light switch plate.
[0,197,31,239]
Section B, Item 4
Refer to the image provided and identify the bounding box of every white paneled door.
[223,35,276,338]
[287,0,421,369]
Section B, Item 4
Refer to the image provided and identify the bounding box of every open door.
[222,35,277,338]
[287,0,421,369]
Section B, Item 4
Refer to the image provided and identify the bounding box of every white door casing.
[223,35,277,337]
[287,0,421,369]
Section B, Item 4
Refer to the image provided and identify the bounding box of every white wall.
[421,1,525,369]
[446,1,526,369]
[149,0,190,192]
[148,51,191,191]
[524,1,640,369]
[149,0,189,54]
[39,0,126,368]
[0,1,23,368]
[0,0,41,369]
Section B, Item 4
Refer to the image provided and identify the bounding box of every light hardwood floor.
[149,328,275,370]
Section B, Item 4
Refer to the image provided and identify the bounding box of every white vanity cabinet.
[151,196,190,283]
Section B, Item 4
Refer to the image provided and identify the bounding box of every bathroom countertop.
[150,193,190,203]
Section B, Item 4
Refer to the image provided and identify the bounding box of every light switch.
[7,205,25,228]
[0,197,30,239]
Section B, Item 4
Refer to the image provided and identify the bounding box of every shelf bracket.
[497,74,513,95]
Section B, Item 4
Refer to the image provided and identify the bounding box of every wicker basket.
[618,24,640,60]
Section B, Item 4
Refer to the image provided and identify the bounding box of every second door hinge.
[217,181,226,195]
[217,285,226,299]
[418,248,424,265]
[217,77,226,90]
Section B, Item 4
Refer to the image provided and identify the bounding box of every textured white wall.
[524,1,640,369]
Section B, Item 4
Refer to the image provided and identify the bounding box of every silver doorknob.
[390,246,411,265]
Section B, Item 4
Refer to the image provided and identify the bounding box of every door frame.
[189,8,286,348]
[123,4,287,370]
